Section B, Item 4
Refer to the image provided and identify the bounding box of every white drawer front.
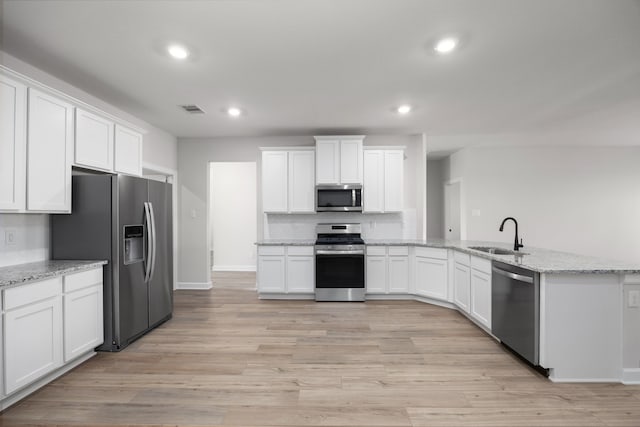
[454,250,471,266]
[5,277,63,310]
[64,268,103,293]
[415,247,448,260]
[258,246,286,256]
[470,256,492,274]
[367,246,386,256]
[388,246,409,256]
[287,246,314,256]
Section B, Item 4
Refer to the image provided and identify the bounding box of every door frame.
[444,177,466,241]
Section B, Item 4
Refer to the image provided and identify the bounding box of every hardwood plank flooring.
[1,272,639,426]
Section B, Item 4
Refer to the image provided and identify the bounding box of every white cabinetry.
[315,136,364,185]
[0,74,27,211]
[74,108,114,171]
[63,269,104,362]
[453,252,471,313]
[257,246,315,295]
[366,246,409,294]
[262,149,315,213]
[469,256,492,330]
[363,149,404,213]
[4,278,64,395]
[114,124,143,176]
[414,247,449,301]
[27,88,73,213]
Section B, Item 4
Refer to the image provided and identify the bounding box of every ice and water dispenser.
[124,225,144,264]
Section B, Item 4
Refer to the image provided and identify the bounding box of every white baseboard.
[175,281,212,290]
[212,265,256,272]
[623,368,640,384]
[366,293,415,300]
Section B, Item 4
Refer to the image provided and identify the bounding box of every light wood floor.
[2,272,640,426]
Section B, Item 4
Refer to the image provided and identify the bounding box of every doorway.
[208,162,257,273]
[444,179,463,240]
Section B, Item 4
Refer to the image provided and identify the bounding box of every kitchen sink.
[468,246,527,255]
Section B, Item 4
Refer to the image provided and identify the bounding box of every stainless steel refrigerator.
[51,174,173,351]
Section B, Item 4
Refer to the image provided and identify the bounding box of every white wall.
[426,159,445,238]
[210,162,257,271]
[0,214,49,267]
[445,146,640,263]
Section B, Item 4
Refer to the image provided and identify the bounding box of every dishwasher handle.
[492,265,534,284]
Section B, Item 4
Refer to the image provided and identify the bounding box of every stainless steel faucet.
[499,217,524,251]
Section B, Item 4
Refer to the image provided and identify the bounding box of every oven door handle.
[316,250,365,255]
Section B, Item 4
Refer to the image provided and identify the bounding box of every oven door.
[315,251,365,289]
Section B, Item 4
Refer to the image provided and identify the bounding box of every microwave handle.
[352,189,356,207]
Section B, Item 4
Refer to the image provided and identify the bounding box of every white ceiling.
[2,0,640,141]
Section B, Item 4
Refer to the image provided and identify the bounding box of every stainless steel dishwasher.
[491,261,540,365]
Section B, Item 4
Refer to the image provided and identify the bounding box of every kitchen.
[2,0,640,426]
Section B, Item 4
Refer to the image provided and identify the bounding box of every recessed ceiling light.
[434,37,458,54]
[397,105,412,115]
[167,44,189,60]
[227,107,242,117]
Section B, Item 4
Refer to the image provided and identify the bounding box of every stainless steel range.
[314,223,365,302]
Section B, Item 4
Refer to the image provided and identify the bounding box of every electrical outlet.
[5,229,17,246]
[628,290,640,308]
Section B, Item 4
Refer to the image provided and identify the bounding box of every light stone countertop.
[256,239,316,246]
[258,238,640,274]
[0,260,108,289]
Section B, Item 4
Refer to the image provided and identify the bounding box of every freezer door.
[148,180,173,327]
[117,175,149,344]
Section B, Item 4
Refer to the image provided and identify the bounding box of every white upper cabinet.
[114,124,143,176]
[363,149,404,213]
[27,88,73,213]
[0,74,27,211]
[262,151,289,213]
[74,108,114,171]
[288,150,315,213]
[315,136,364,185]
[262,149,315,213]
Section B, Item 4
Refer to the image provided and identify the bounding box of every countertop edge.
[0,260,108,289]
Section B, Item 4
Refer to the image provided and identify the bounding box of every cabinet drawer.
[388,246,409,256]
[454,251,471,266]
[470,256,492,274]
[367,246,386,256]
[415,247,448,260]
[287,246,314,256]
[5,277,62,310]
[64,268,103,293]
[258,246,286,256]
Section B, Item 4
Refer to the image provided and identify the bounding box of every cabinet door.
[262,151,288,213]
[257,255,286,292]
[471,269,492,329]
[288,150,315,213]
[315,139,340,184]
[388,256,409,293]
[384,150,403,212]
[27,88,73,212]
[286,255,314,293]
[0,74,26,211]
[339,138,363,184]
[64,285,104,362]
[4,296,63,395]
[75,108,114,171]
[114,124,143,176]
[416,256,448,300]
[454,262,471,313]
[366,255,387,293]
[363,150,384,213]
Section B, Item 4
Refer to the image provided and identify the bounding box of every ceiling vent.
[180,104,205,114]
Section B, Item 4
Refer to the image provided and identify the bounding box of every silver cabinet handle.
[143,202,152,283]
[492,266,534,283]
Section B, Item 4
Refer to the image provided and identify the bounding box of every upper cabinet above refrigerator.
[314,136,364,185]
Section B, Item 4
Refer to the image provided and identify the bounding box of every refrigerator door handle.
[143,202,153,283]
[148,201,157,282]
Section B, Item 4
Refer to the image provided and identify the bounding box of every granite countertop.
[256,239,316,246]
[258,238,640,274]
[0,260,108,289]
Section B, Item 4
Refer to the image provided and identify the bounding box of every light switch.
[191,209,197,219]
[471,209,481,217]
[628,290,640,308]
[4,229,17,246]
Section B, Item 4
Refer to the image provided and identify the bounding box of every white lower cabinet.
[4,278,64,395]
[453,252,471,313]
[414,247,449,301]
[469,256,492,330]
[258,246,314,294]
[366,246,409,294]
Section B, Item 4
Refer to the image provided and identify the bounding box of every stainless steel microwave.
[316,185,362,212]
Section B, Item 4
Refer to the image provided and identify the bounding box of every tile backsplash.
[0,214,50,267]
